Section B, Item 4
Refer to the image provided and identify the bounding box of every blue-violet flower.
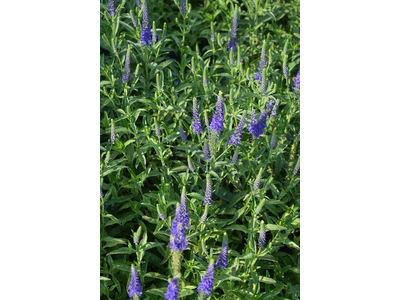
[122,47,131,83]
[197,261,215,297]
[227,8,238,53]
[192,97,202,134]
[203,174,212,206]
[165,276,179,300]
[258,221,266,249]
[108,0,116,16]
[294,69,300,92]
[140,0,152,46]
[170,203,188,251]
[215,233,228,269]
[128,265,142,299]
[255,40,267,84]
[228,113,246,146]
[209,91,225,136]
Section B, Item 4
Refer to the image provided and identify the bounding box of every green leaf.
[106,247,136,256]
[179,289,197,297]
[265,224,286,231]
[144,272,168,280]
[238,252,255,260]
[100,276,111,281]
[188,192,204,201]
[258,286,284,300]
[102,237,127,248]
[259,276,277,284]
[140,242,163,252]
[225,225,249,233]
[146,289,166,297]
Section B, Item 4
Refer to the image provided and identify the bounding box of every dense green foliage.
[100,0,300,299]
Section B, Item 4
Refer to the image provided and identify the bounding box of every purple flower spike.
[170,203,188,251]
[130,10,138,28]
[140,0,152,46]
[136,0,141,8]
[180,187,189,229]
[258,221,266,249]
[248,110,267,139]
[197,261,215,297]
[180,0,187,15]
[283,58,289,80]
[157,204,165,220]
[293,159,300,176]
[100,185,104,199]
[232,148,239,164]
[210,23,215,43]
[215,234,228,269]
[203,174,212,206]
[110,120,116,144]
[165,276,179,300]
[192,98,202,134]
[255,41,267,84]
[128,265,142,299]
[271,100,279,119]
[108,0,116,16]
[228,113,246,146]
[179,125,187,143]
[227,8,238,53]
[188,157,195,173]
[266,99,275,114]
[210,91,225,136]
[122,48,131,83]
[294,69,300,92]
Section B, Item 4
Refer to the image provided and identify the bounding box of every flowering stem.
[172,250,181,276]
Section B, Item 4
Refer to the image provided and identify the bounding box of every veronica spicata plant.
[100,0,300,298]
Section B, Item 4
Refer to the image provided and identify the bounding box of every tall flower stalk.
[170,203,188,251]
[122,46,131,83]
[108,0,116,16]
[210,91,225,136]
[203,174,212,206]
[215,233,228,269]
[179,124,187,143]
[165,275,180,300]
[248,110,267,139]
[253,168,263,191]
[128,265,142,300]
[255,40,267,84]
[227,6,238,53]
[228,112,246,146]
[180,187,189,229]
[258,220,266,249]
[232,147,239,164]
[197,260,215,299]
[294,69,300,92]
[192,97,202,134]
[130,10,138,28]
[110,119,116,144]
[180,0,187,15]
[140,0,152,46]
